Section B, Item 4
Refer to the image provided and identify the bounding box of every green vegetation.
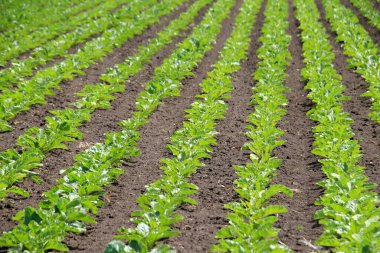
[0,0,233,250]
[0,0,130,91]
[349,0,380,30]
[105,0,263,251]
[0,0,185,132]
[296,0,380,251]
[0,0,210,202]
[0,0,106,65]
[322,0,380,123]
[212,0,292,251]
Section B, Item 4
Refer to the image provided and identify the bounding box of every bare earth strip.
[315,0,380,194]
[271,1,325,252]
[0,1,193,152]
[339,0,380,44]
[165,1,267,252]
[63,0,243,251]
[0,0,198,235]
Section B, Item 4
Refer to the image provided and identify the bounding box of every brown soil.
[373,0,380,12]
[271,1,325,252]
[0,0,193,152]
[316,0,380,193]
[1,0,379,252]
[0,0,199,234]
[339,0,380,44]
[63,0,242,251]
[166,1,266,251]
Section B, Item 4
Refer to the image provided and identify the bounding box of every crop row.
[0,0,185,132]
[322,0,380,123]
[0,0,233,250]
[0,0,210,203]
[0,0,140,91]
[295,0,380,251]
[105,0,262,251]
[0,0,107,66]
[349,0,380,30]
[0,0,89,32]
[0,0,84,33]
[212,0,292,251]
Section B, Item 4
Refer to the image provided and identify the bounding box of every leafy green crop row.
[0,0,185,133]
[104,0,263,252]
[322,0,380,123]
[0,0,141,91]
[0,0,84,33]
[0,0,233,249]
[349,0,380,30]
[0,0,115,66]
[295,0,380,251]
[212,0,292,251]
[0,0,210,202]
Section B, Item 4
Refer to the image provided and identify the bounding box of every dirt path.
[316,0,380,193]
[0,1,192,152]
[166,1,267,251]
[64,0,243,251]
[0,0,200,235]
[270,1,325,252]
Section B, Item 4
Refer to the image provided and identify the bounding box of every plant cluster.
[0,0,231,250]
[349,0,380,30]
[0,0,106,66]
[104,0,263,251]
[295,0,380,251]
[0,0,82,32]
[322,0,380,123]
[0,0,210,202]
[212,0,292,251]
[0,0,185,132]
[0,0,129,91]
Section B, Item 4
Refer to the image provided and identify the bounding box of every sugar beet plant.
[0,0,211,202]
[322,0,380,123]
[0,0,186,132]
[295,0,380,251]
[104,0,264,252]
[0,0,234,250]
[0,0,130,91]
[0,0,82,32]
[0,0,106,66]
[349,0,380,30]
[212,0,292,251]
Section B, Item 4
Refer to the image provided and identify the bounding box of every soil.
[271,1,326,252]
[315,0,380,192]
[64,0,244,251]
[166,1,266,251]
[339,0,380,44]
[0,0,194,152]
[1,0,379,252]
[0,0,199,233]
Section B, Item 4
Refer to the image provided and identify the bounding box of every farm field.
[0,0,379,252]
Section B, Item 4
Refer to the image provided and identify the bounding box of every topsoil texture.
[0,0,379,252]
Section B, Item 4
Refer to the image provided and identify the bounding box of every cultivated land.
[0,0,379,252]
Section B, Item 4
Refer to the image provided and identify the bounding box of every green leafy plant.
[0,0,184,133]
[0,0,130,91]
[0,0,231,250]
[105,0,263,251]
[349,0,380,30]
[0,0,107,66]
[322,0,380,123]
[212,0,292,251]
[295,0,380,251]
[0,0,209,202]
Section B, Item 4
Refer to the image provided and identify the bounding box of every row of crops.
[0,0,379,252]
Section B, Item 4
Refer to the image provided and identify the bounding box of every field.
[0,0,379,252]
